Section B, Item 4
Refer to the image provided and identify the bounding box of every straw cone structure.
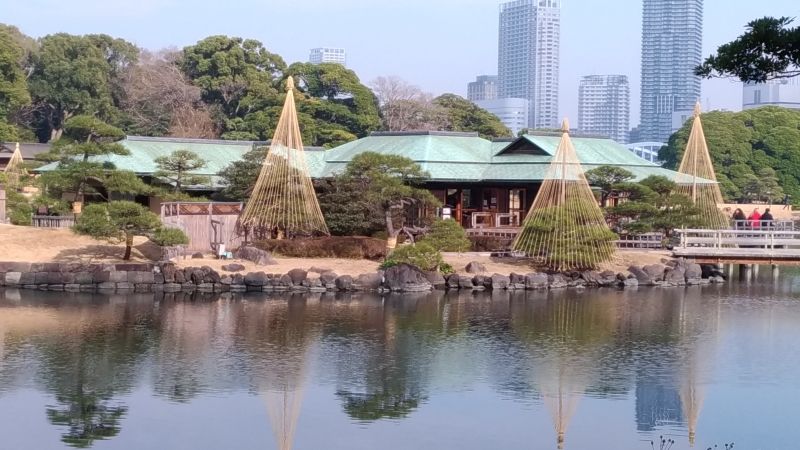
[513,119,617,271]
[239,76,329,238]
[675,102,727,229]
[3,143,26,189]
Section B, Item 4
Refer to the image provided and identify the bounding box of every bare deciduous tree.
[168,104,217,139]
[120,49,218,138]
[371,76,445,132]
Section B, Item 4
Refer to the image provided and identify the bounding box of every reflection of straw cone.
[680,382,703,448]
[263,388,305,450]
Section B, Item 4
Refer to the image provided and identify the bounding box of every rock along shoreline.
[0,258,725,294]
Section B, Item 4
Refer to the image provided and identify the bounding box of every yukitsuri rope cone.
[675,102,728,229]
[513,119,617,271]
[239,76,329,238]
[3,143,26,189]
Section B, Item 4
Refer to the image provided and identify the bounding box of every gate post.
[0,186,6,223]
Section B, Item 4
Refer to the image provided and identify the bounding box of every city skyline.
[3,0,798,128]
[639,0,703,143]
[578,74,630,143]
[498,0,560,129]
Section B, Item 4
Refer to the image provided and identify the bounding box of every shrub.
[419,219,471,252]
[31,195,71,216]
[151,227,190,247]
[6,190,32,225]
[380,242,444,272]
[254,236,387,260]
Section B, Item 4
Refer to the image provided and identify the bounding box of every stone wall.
[0,259,725,295]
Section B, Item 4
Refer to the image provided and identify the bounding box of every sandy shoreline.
[0,224,672,276]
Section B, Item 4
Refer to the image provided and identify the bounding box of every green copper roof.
[36,132,712,188]
[37,136,257,176]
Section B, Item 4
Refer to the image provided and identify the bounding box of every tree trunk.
[123,233,134,260]
[385,208,397,238]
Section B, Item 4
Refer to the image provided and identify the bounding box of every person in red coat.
[748,208,762,229]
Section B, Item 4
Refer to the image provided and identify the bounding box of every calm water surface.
[2,269,800,450]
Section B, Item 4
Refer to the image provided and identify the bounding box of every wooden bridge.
[673,226,800,265]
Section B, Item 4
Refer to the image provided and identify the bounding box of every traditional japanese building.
[36,131,708,232]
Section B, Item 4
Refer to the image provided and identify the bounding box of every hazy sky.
[5,0,800,126]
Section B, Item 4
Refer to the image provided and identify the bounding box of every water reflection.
[0,279,799,449]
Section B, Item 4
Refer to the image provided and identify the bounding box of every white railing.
[676,228,800,250]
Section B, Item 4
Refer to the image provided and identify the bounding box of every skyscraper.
[498,0,560,130]
[474,98,529,136]
[467,75,499,102]
[639,0,703,142]
[578,75,630,143]
[309,48,347,66]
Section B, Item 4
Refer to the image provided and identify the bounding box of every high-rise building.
[578,75,630,143]
[498,0,560,130]
[467,75,499,102]
[743,78,800,110]
[474,98,529,136]
[309,47,347,66]
[639,0,703,142]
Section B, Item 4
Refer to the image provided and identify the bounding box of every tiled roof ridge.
[369,130,480,138]
[126,135,266,145]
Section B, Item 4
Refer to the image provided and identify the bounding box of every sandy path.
[0,224,157,263]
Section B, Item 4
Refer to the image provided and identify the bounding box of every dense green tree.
[28,33,138,141]
[660,106,800,203]
[432,94,511,138]
[0,26,31,141]
[585,166,635,206]
[696,17,800,82]
[153,149,208,192]
[288,62,381,142]
[315,176,384,236]
[179,35,285,130]
[342,152,439,241]
[73,200,162,260]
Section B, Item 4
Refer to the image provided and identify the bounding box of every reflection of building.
[309,47,346,66]
[578,75,630,143]
[474,98,529,136]
[743,79,800,110]
[639,0,703,142]
[498,0,560,129]
[635,381,683,431]
[467,75,499,102]
[626,141,664,164]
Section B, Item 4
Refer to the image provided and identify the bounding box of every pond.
[1,268,800,450]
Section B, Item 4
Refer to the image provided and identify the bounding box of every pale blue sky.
[4,0,800,126]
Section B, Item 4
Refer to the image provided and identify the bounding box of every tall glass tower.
[498,0,560,130]
[639,0,703,142]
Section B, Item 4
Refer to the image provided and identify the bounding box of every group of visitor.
[732,207,774,229]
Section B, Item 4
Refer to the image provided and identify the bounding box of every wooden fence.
[32,215,75,228]
[160,202,244,253]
